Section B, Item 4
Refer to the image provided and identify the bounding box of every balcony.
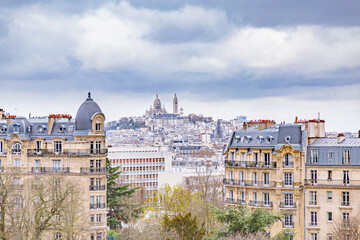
[305,179,360,187]
[309,201,317,205]
[279,202,297,209]
[0,152,7,156]
[89,185,106,191]
[90,203,106,209]
[225,198,235,204]
[31,167,70,173]
[225,160,276,169]
[81,167,107,174]
[283,162,294,168]
[249,200,273,207]
[27,149,107,157]
[223,178,276,187]
[309,222,318,227]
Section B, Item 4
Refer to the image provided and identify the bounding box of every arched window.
[12,142,21,155]
[283,153,294,168]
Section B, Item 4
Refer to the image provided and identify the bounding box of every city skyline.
[0,0,359,131]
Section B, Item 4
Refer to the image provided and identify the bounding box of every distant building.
[107,146,173,200]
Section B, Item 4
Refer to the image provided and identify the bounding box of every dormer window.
[38,125,46,134]
[12,142,21,155]
[284,135,291,143]
[257,136,264,144]
[95,123,101,131]
[265,136,274,144]
[58,125,66,133]
[13,124,20,133]
[0,126,6,134]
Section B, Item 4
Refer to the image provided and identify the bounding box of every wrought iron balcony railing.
[31,167,70,173]
[81,167,107,174]
[225,160,276,168]
[89,185,106,191]
[305,179,360,187]
[90,203,106,209]
[279,202,297,208]
[27,149,107,156]
[223,178,276,187]
[249,200,273,207]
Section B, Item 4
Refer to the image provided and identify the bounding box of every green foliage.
[107,158,142,230]
[213,206,282,237]
[162,212,206,240]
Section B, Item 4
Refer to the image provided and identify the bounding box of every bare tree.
[332,216,360,240]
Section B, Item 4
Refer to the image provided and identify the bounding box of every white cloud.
[3,2,360,78]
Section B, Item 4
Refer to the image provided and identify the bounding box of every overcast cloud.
[0,0,359,131]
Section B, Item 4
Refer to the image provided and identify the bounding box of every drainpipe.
[303,170,307,240]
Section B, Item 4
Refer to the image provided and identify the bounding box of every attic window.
[95,123,101,131]
[265,136,274,144]
[257,136,264,144]
[13,124,20,134]
[58,125,66,133]
[38,125,46,134]
[285,135,291,143]
[0,126,6,134]
[245,136,252,143]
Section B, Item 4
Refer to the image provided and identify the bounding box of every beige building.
[0,93,107,239]
[224,121,308,239]
[304,135,360,240]
[224,118,360,240]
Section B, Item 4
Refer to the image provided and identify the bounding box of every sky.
[0,0,359,132]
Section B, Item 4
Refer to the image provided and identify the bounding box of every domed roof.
[75,92,102,130]
[8,116,31,134]
[153,94,162,110]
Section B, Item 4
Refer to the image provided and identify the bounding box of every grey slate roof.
[227,123,306,151]
[75,93,102,131]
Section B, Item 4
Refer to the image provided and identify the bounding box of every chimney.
[358,130,360,138]
[337,133,345,143]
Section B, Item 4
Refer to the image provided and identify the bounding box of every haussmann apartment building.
[0,93,107,239]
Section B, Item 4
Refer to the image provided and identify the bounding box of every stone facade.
[0,93,107,239]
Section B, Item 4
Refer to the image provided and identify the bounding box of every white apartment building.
[107,145,173,198]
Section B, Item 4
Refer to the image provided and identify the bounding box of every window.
[54,232,62,239]
[284,214,293,228]
[284,194,294,207]
[12,142,21,155]
[229,171,233,181]
[327,191,332,201]
[253,192,257,204]
[327,212,332,222]
[54,141,62,153]
[328,151,334,161]
[284,173,293,187]
[97,233,102,240]
[310,191,317,205]
[13,159,21,167]
[52,160,61,172]
[328,170,332,180]
[96,214,102,222]
[252,172,257,185]
[34,160,41,172]
[343,171,350,184]
[343,150,351,164]
[327,234,332,240]
[96,196,103,208]
[311,149,318,163]
[239,171,244,184]
[90,214,95,222]
[342,192,350,206]
[264,153,270,166]
[90,141,94,154]
[283,154,293,167]
[310,170,317,183]
[263,192,270,205]
[342,213,350,227]
[58,125,65,133]
[95,123,101,131]
[310,233,318,240]
[240,191,245,202]
[13,124,20,133]
[231,152,235,161]
[14,196,22,208]
[254,152,258,163]
[241,152,245,161]
[0,141,3,153]
[96,141,101,154]
[35,141,41,150]
[263,173,269,185]
[310,212,318,226]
